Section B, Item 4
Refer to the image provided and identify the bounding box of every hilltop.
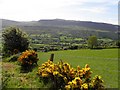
[1,19,118,39]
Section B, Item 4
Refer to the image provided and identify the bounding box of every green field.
[38,49,118,88]
[2,48,118,88]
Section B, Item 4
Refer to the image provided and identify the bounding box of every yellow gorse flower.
[81,83,88,90]
[65,85,71,90]
[42,73,48,77]
[53,71,59,75]
[18,50,38,65]
[37,60,104,90]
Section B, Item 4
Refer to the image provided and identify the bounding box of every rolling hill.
[1,19,118,39]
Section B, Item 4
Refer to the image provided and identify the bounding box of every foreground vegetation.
[2,48,118,88]
[1,27,118,89]
[38,49,118,88]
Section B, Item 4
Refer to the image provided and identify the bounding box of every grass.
[2,48,118,88]
[38,49,118,88]
[2,62,44,88]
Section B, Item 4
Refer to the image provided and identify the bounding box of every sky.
[0,0,119,25]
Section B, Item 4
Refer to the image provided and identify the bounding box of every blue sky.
[0,0,119,25]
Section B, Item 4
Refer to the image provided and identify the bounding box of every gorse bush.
[18,50,39,66]
[37,60,104,90]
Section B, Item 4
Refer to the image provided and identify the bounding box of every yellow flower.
[85,64,89,68]
[50,64,54,69]
[45,62,49,66]
[53,71,59,75]
[18,50,38,65]
[46,68,52,73]
[98,75,102,79]
[71,80,77,88]
[63,77,68,83]
[42,64,46,67]
[81,83,88,90]
[42,73,48,77]
[48,60,52,64]
[72,80,76,85]
[65,85,71,90]
[85,67,90,71]
[68,81,72,86]
[75,77,82,85]
[77,65,80,70]
[75,77,80,80]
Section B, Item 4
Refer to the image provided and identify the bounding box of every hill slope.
[1,19,118,39]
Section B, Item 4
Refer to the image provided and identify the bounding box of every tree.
[116,40,120,48]
[87,35,97,49]
[2,27,29,55]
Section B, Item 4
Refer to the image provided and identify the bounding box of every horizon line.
[1,18,118,25]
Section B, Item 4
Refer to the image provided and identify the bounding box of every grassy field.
[38,49,118,88]
[2,48,118,88]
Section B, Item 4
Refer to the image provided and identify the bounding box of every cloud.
[79,8,107,13]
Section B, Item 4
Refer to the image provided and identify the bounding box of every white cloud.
[78,7,107,14]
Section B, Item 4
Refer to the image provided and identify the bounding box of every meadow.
[38,48,118,88]
[2,48,118,88]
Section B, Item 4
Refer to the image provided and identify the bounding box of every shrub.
[37,60,104,90]
[2,27,29,55]
[18,50,39,67]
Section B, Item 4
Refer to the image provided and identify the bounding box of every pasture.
[2,48,118,88]
[38,49,118,88]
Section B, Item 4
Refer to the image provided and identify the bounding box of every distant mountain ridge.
[1,19,118,40]
[1,19,118,30]
[38,19,118,32]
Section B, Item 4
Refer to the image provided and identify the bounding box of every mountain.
[1,19,118,39]
[38,19,118,32]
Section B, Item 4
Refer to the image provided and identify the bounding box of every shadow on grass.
[90,48,103,50]
[20,64,38,73]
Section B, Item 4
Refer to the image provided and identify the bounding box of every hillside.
[1,19,118,39]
